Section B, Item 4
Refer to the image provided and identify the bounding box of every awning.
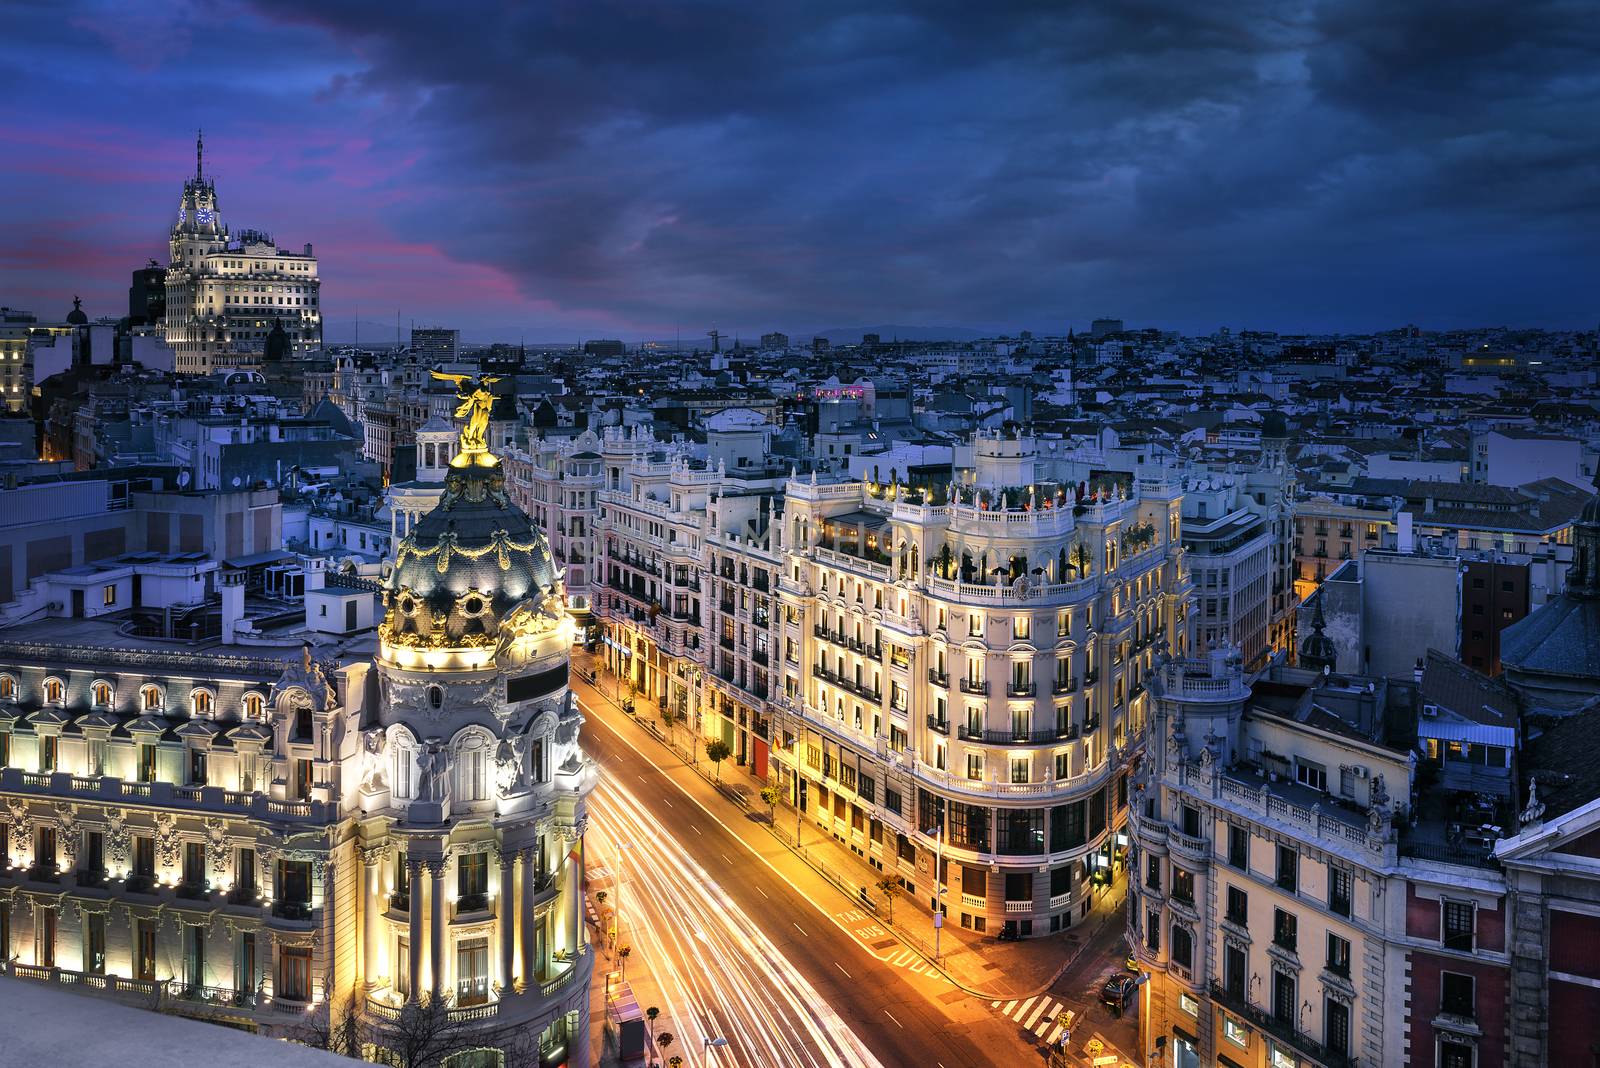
[1418,718,1516,747]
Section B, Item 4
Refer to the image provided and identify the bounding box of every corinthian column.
[520,848,537,987]
[498,848,516,993]
[407,856,423,1003]
[428,859,447,1000]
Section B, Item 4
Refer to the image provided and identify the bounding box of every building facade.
[0,417,593,1066]
[163,135,322,375]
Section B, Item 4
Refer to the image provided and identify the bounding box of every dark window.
[1329,867,1352,917]
[1273,908,1297,952]
[183,842,206,888]
[1326,932,1351,976]
[1226,885,1248,927]
[1440,1040,1474,1068]
[457,852,488,910]
[1276,845,1297,893]
[1004,872,1031,903]
[237,849,256,893]
[948,800,990,851]
[1171,924,1193,970]
[997,809,1044,855]
[1443,900,1475,951]
[279,859,311,906]
[884,787,902,816]
[133,836,155,878]
[1224,944,1246,999]
[1272,971,1295,1024]
[1051,801,1086,852]
[1146,855,1162,892]
[1181,804,1200,837]
[1326,998,1350,1055]
[1228,824,1249,869]
[1050,866,1071,897]
[1146,909,1160,952]
[1441,971,1475,1018]
[135,922,157,980]
[1089,789,1107,838]
[961,866,986,898]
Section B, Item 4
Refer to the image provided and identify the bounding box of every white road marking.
[884,1010,903,1029]
[792,922,808,937]
[835,962,852,979]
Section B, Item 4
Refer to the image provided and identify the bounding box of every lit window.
[92,682,112,707]
[192,690,214,716]
[43,678,64,704]
[102,584,117,606]
[141,686,164,711]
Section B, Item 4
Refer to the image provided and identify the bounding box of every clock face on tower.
[177,207,186,224]
[196,208,214,224]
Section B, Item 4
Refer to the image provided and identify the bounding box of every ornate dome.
[382,459,559,652]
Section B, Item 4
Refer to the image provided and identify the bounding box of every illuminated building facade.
[0,411,593,1066]
[163,134,321,374]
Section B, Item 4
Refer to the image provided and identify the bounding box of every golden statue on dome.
[431,370,503,464]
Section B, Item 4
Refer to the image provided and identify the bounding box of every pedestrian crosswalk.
[992,994,1075,1046]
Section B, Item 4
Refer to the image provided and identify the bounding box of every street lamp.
[924,819,946,960]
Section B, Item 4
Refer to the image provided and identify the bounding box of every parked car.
[1099,974,1138,1007]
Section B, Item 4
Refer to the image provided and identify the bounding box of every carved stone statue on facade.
[495,736,529,797]
[1519,777,1545,828]
[416,741,450,802]
[360,728,389,791]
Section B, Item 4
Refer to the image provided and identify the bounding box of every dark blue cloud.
[2,0,1596,336]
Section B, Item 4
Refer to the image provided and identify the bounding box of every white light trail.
[590,775,887,1068]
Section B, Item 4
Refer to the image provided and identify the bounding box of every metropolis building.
[0,416,593,1066]
[164,134,322,374]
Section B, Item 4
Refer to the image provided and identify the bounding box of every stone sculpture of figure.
[360,728,388,791]
[494,736,528,796]
[430,370,502,455]
[416,741,450,802]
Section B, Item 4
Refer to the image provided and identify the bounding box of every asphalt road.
[579,688,1032,1068]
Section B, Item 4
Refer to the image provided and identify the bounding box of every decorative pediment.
[174,719,221,743]
[27,706,72,728]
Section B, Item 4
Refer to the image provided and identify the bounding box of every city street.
[579,682,1037,1068]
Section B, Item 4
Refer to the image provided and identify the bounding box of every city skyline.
[5,1,1598,340]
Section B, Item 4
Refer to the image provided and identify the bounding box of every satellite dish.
[178,470,191,489]
[232,477,242,487]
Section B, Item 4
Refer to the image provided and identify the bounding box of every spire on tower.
[196,128,204,181]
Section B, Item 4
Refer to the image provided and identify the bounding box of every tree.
[371,993,471,1068]
[644,1006,660,1060]
[656,1031,675,1066]
[875,877,902,924]
[704,739,732,781]
[296,982,364,1057]
[760,785,781,823]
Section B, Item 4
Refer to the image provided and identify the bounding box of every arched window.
[243,692,264,719]
[92,681,113,707]
[0,675,14,700]
[427,685,444,711]
[454,733,489,802]
[141,685,164,712]
[393,741,415,800]
[191,689,214,717]
[43,678,65,704]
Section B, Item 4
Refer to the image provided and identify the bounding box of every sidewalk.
[586,859,673,1068]
[574,652,1128,1002]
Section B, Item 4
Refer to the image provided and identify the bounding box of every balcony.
[1052,677,1079,695]
[1004,900,1031,914]
[957,723,1076,746]
[928,668,950,687]
[1208,980,1356,1068]
[959,678,988,696]
[271,899,314,923]
[1006,682,1037,699]
[926,715,950,736]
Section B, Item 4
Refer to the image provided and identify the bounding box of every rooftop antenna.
[196,128,204,181]
[708,328,722,353]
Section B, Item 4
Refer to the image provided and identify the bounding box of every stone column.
[361,847,382,987]
[498,848,516,993]
[407,857,423,1002]
[519,848,537,987]
[428,860,447,1000]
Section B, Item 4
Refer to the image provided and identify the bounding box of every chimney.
[220,568,246,644]
[1397,511,1415,554]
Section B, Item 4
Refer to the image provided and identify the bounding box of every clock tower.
[160,131,322,374]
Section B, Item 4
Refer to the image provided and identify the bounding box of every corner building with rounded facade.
[773,431,1193,935]
[0,426,593,1068]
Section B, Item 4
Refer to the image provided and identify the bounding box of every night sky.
[4,1,1596,340]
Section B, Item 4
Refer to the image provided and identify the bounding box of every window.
[141,685,163,711]
[85,913,106,975]
[279,948,313,1002]
[1223,1014,1249,1047]
[1172,867,1194,904]
[1224,943,1247,999]
[1326,931,1351,976]
[1276,845,1297,892]
[968,613,982,637]
[183,842,206,889]
[1272,971,1295,1024]
[1057,609,1071,637]
[39,735,57,772]
[1226,885,1248,927]
[1228,824,1249,869]
[1329,867,1352,917]
[1326,997,1350,1054]
[187,746,207,786]
[1295,759,1327,792]
[1179,991,1199,1016]
[278,859,312,908]
[1273,908,1297,952]
[966,752,983,781]
[243,692,263,718]
[1014,615,1030,640]
[1009,757,1029,784]
[1171,923,1193,970]
[138,743,157,782]
[1442,900,1475,951]
[1180,803,1200,837]
[1440,1039,1475,1068]
[1440,971,1475,1018]
[43,678,64,704]
[92,681,113,706]
[133,836,155,878]
[1146,855,1162,892]
[1146,909,1160,952]
[456,937,489,1006]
